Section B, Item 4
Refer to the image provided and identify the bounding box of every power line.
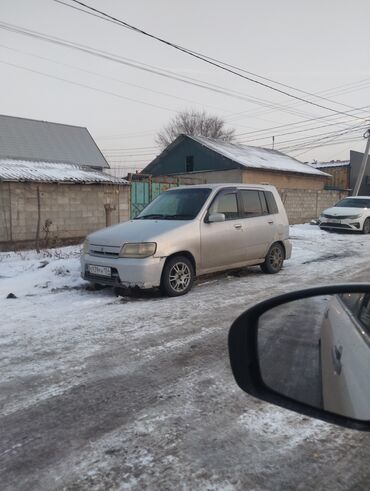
[56,0,367,121]
[0,59,178,112]
[0,22,327,123]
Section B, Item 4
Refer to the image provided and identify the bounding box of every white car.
[320,292,370,420]
[319,196,370,233]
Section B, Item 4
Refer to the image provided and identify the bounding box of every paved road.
[2,244,370,490]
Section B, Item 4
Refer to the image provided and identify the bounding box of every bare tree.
[156,109,235,148]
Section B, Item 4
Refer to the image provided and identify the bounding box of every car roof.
[342,196,370,199]
[174,183,277,192]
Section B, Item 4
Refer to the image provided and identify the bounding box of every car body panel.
[321,294,370,420]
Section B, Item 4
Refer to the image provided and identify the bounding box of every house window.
[186,155,194,172]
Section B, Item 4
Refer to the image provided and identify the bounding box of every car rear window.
[265,191,279,214]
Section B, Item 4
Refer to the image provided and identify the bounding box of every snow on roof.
[0,159,128,184]
[187,135,330,177]
[310,160,350,169]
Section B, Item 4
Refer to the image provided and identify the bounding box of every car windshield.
[136,187,212,220]
[335,198,370,208]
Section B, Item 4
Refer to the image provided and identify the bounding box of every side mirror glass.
[229,285,370,429]
[208,212,226,223]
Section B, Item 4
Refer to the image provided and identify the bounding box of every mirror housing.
[228,284,370,431]
[208,212,226,223]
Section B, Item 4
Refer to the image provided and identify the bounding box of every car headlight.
[119,242,157,258]
[82,239,89,254]
[347,214,362,219]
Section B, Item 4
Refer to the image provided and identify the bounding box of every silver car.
[81,184,292,296]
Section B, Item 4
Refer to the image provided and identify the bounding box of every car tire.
[260,243,284,274]
[362,218,370,234]
[161,255,194,297]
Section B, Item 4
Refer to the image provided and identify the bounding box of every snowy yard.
[1,224,370,490]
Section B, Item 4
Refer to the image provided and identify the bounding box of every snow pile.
[0,245,85,298]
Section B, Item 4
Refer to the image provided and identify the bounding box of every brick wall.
[0,182,129,251]
[279,188,347,224]
[242,169,329,190]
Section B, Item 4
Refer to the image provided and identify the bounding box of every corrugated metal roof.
[0,159,128,184]
[310,161,350,169]
[0,114,108,168]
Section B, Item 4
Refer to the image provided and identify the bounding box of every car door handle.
[268,220,274,224]
[331,344,343,375]
[234,224,242,229]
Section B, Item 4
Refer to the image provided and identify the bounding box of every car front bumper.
[81,253,165,289]
[319,218,363,231]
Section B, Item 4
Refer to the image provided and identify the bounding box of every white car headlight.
[82,239,89,254]
[347,214,362,219]
[119,242,157,258]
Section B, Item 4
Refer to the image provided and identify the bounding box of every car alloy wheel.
[261,243,284,274]
[161,255,194,296]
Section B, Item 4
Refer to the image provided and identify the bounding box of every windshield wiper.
[135,214,167,220]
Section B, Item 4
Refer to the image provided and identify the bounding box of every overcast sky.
[1,0,370,172]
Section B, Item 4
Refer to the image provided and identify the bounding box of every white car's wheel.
[363,218,370,234]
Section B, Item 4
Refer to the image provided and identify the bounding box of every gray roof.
[0,114,108,168]
[0,159,127,184]
[188,135,330,177]
[310,160,350,169]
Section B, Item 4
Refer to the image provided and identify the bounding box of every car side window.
[358,295,370,331]
[209,192,239,220]
[338,293,364,317]
[239,190,264,218]
[265,191,279,214]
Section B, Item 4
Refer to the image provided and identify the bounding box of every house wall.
[0,182,129,251]
[146,139,240,175]
[241,169,329,190]
[317,166,349,190]
[350,150,370,195]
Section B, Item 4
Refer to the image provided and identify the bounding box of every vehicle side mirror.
[208,212,226,223]
[228,284,370,430]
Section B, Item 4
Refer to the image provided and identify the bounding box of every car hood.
[322,206,366,216]
[87,219,195,247]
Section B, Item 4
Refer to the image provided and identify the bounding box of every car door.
[200,188,246,271]
[237,189,277,260]
[321,294,370,420]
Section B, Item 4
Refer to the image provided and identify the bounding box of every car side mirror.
[228,284,370,430]
[208,212,226,223]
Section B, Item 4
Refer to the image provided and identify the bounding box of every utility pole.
[272,136,275,149]
[353,128,370,196]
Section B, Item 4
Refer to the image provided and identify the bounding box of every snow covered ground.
[1,224,370,491]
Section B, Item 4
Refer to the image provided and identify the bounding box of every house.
[141,134,347,224]
[0,115,129,251]
[309,160,351,191]
[142,134,330,190]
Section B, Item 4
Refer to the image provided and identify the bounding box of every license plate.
[330,218,341,223]
[88,265,111,277]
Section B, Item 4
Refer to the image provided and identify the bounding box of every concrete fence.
[0,182,129,251]
[279,188,347,224]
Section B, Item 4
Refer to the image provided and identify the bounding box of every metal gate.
[128,174,204,219]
